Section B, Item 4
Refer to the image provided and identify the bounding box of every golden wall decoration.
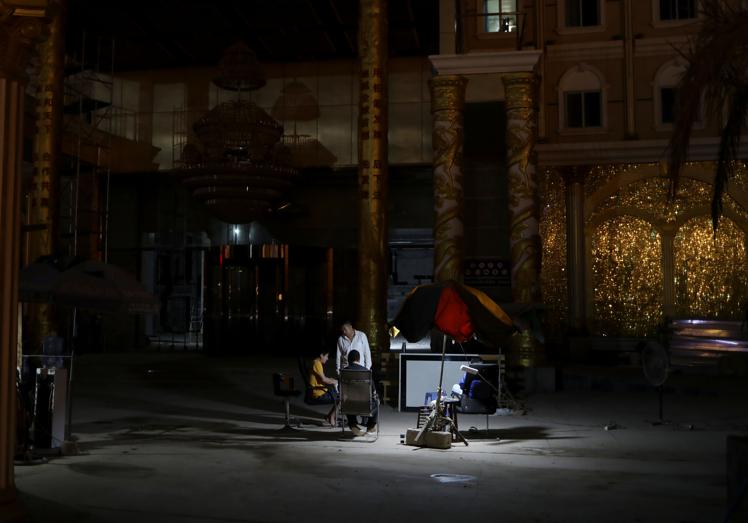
[356,0,388,363]
[539,168,567,336]
[674,216,748,319]
[430,75,466,283]
[583,163,643,199]
[591,215,663,336]
[731,162,748,193]
[502,73,540,304]
[589,174,748,227]
[539,161,748,336]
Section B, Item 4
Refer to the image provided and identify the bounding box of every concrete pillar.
[430,75,467,283]
[502,72,542,367]
[560,165,588,332]
[0,4,49,519]
[356,0,389,367]
[28,1,64,349]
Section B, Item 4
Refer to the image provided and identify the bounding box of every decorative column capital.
[502,72,537,109]
[429,75,467,113]
[0,1,51,81]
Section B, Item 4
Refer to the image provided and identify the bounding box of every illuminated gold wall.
[539,167,567,335]
[540,162,748,336]
[590,215,663,336]
[674,216,748,319]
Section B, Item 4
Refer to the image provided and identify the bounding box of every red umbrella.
[390,280,518,347]
[434,286,473,342]
[390,281,525,447]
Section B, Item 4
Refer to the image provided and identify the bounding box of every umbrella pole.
[436,334,447,416]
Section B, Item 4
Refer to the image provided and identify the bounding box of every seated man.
[452,363,498,413]
[307,350,338,427]
[343,349,378,436]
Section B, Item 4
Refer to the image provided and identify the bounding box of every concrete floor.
[13,353,748,523]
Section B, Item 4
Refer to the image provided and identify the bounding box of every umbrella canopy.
[390,280,519,347]
[19,257,159,314]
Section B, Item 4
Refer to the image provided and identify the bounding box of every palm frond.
[667,0,748,230]
[712,87,748,231]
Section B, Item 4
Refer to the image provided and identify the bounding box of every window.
[558,64,606,131]
[659,0,696,21]
[483,0,518,33]
[565,91,602,128]
[565,0,600,27]
[660,87,676,124]
[653,61,698,129]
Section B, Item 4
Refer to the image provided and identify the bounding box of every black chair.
[339,368,379,440]
[272,373,301,430]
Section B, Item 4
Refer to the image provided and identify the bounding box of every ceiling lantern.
[174,43,295,224]
[270,81,337,168]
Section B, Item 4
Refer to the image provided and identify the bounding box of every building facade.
[434,0,748,343]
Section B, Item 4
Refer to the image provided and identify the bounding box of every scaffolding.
[60,33,114,262]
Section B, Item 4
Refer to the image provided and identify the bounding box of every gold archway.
[540,163,748,335]
[590,215,663,336]
[674,216,748,319]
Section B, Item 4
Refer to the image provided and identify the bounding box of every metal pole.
[436,334,447,416]
[64,307,76,442]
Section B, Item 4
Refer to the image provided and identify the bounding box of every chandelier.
[174,42,296,224]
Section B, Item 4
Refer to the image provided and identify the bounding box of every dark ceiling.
[66,0,439,71]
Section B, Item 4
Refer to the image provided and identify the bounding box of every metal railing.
[457,5,528,52]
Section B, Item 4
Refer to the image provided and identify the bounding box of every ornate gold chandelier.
[175,42,296,224]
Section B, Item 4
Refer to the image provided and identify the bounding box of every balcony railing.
[456,6,528,52]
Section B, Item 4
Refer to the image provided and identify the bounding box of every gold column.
[28,0,63,347]
[502,72,542,367]
[430,75,467,282]
[560,165,588,332]
[0,3,48,518]
[661,228,675,318]
[659,163,675,318]
[356,0,388,367]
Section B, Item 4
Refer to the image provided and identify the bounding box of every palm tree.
[668,0,748,230]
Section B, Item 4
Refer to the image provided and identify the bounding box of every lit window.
[565,0,600,27]
[565,91,602,128]
[484,0,518,33]
[659,0,696,21]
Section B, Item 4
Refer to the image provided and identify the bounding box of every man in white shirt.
[336,321,372,373]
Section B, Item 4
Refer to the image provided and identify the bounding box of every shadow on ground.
[74,414,370,453]
[461,425,581,443]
